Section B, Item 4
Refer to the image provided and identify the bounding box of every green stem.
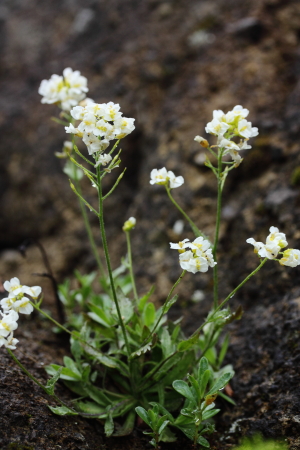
[189,258,268,341]
[212,150,223,309]
[125,230,138,303]
[141,271,186,346]
[76,180,106,279]
[6,349,74,411]
[96,166,131,358]
[166,187,208,241]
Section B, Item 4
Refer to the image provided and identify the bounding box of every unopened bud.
[122,217,136,232]
[194,135,209,148]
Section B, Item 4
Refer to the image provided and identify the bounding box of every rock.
[226,17,264,43]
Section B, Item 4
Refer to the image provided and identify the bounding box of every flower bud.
[122,217,136,232]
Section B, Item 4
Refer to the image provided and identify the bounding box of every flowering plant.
[2,69,299,449]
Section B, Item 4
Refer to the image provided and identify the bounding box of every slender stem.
[96,166,131,358]
[76,180,106,279]
[141,271,186,346]
[166,187,206,240]
[137,351,178,392]
[187,258,268,342]
[31,302,73,336]
[213,258,268,316]
[212,150,224,309]
[6,349,74,411]
[7,348,48,393]
[125,231,138,303]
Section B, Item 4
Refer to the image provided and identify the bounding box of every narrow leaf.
[105,411,114,437]
[48,405,78,416]
[135,407,152,428]
[172,380,196,404]
[177,333,199,352]
[207,372,233,396]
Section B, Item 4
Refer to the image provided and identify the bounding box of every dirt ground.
[1,0,300,448]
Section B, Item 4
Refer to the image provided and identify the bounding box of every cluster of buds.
[0,278,42,350]
[38,68,88,111]
[247,226,300,267]
[150,167,184,189]
[170,237,217,274]
[195,105,258,167]
[65,101,135,166]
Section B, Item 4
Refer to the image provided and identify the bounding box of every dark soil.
[1,0,300,448]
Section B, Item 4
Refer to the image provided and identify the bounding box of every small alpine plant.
[2,68,299,448]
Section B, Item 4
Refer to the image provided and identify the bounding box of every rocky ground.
[1,0,300,448]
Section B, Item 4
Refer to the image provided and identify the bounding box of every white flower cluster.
[0,278,42,350]
[150,167,184,189]
[170,237,217,274]
[195,105,258,167]
[247,226,300,267]
[39,68,88,111]
[65,102,135,163]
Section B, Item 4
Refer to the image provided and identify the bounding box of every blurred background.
[1,0,300,310]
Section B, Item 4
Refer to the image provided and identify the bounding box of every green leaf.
[45,367,63,395]
[218,391,236,405]
[172,380,196,404]
[70,337,83,363]
[83,384,111,406]
[63,357,81,377]
[158,420,170,435]
[113,410,136,436]
[177,333,199,352]
[81,345,119,369]
[202,408,220,420]
[160,327,173,359]
[138,286,155,313]
[197,436,210,447]
[48,405,78,416]
[87,302,113,327]
[111,287,134,324]
[199,369,211,399]
[207,372,233,396]
[135,407,152,428]
[187,374,200,403]
[198,357,209,381]
[143,302,156,327]
[218,334,230,366]
[77,400,107,416]
[45,364,82,381]
[105,411,114,437]
[160,426,177,442]
[163,294,178,313]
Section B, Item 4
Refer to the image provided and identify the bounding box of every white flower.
[82,133,103,155]
[0,311,19,337]
[0,332,19,350]
[179,251,209,273]
[2,279,41,315]
[189,237,211,255]
[168,171,184,189]
[150,167,184,188]
[237,119,258,139]
[279,249,300,267]
[3,277,22,294]
[67,102,135,156]
[219,138,240,152]
[246,238,265,254]
[150,167,169,185]
[247,226,288,260]
[102,102,122,121]
[225,105,249,123]
[205,118,230,137]
[170,239,191,252]
[39,68,88,111]
[266,226,288,249]
[204,248,217,267]
[94,153,112,167]
[114,117,135,139]
[123,217,136,231]
[65,123,83,137]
